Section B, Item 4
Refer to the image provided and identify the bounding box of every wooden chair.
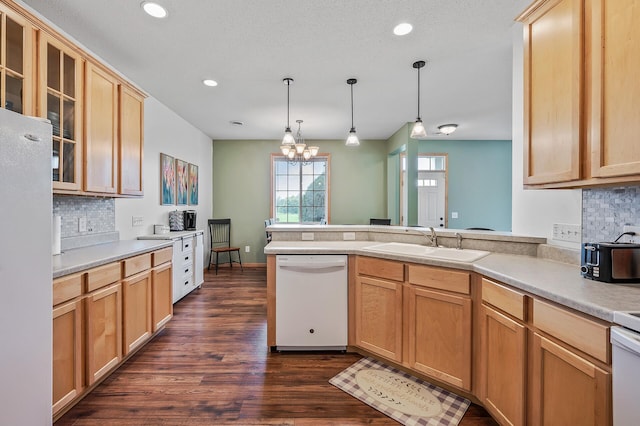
[208,219,243,274]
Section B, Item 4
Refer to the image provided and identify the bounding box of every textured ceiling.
[18,0,530,141]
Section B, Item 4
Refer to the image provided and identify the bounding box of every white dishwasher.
[276,254,348,351]
[611,311,640,425]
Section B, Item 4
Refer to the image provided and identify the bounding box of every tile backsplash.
[53,195,118,250]
[582,185,640,243]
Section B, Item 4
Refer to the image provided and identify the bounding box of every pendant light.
[345,78,360,147]
[410,60,427,139]
[281,78,295,146]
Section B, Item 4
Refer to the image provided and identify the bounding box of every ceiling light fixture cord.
[410,60,427,139]
[346,78,360,146]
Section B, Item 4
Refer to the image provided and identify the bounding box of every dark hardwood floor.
[56,267,498,425]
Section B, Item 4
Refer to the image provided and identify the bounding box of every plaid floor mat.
[329,357,470,426]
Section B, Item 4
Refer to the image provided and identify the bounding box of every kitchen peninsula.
[265,224,640,425]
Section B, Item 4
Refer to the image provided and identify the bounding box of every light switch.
[451,212,459,219]
[301,232,314,241]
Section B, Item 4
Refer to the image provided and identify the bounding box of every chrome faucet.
[423,227,438,247]
[455,232,463,250]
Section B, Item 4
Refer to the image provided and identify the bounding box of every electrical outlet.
[132,216,144,227]
[623,225,640,243]
[301,232,314,241]
[552,223,581,243]
[78,217,87,232]
[245,245,250,253]
[343,232,356,241]
[451,212,459,219]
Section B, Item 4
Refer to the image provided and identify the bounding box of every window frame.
[270,153,331,224]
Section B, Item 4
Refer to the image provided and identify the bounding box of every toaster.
[581,242,640,283]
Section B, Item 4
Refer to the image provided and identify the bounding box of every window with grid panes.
[272,156,329,224]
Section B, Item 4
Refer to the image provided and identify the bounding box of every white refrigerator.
[0,108,53,425]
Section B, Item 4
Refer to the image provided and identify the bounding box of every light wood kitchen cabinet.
[529,332,610,426]
[85,282,122,385]
[84,61,118,194]
[52,298,83,416]
[122,270,152,355]
[407,264,472,390]
[588,0,640,179]
[152,261,173,331]
[518,0,640,188]
[520,0,584,186]
[0,2,34,116]
[39,32,84,191]
[479,278,527,426]
[354,275,403,362]
[119,84,144,195]
[481,305,527,426]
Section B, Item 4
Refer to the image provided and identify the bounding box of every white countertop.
[264,241,640,322]
[137,229,204,240]
[53,240,173,279]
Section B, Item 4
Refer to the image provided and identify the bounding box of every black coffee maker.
[183,210,196,230]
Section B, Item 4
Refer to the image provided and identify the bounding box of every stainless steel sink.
[362,242,490,262]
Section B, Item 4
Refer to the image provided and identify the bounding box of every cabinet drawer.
[357,256,404,282]
[181,251,193,267]
[408,264,470,295]
[152,247,172,266]
[533,299,609,363]
[53,273,83,306]
[180,237,194,254]
[86,262,121,292]
[481,278,527,321]
[123,253,151,277]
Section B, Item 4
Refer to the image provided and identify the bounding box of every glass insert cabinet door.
[0,3,34,116]
[40,33,83,190]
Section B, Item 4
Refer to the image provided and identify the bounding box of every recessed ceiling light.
[203,79,218,87]
[393,23,413,36]
[141,2,168,19]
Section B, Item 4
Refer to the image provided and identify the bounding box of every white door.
[418,171,446,228]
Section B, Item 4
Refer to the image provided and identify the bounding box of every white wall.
[115,97,213,239]
[511,24,582,248]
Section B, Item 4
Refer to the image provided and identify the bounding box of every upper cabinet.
[0,0,145,197]
[40,33,83,191]
[84,62,118,194]
[0,3,34,116]
[518,0,640,188]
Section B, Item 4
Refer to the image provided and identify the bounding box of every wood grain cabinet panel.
[119,85,144,195]
[407,286,472,390]
[356,256,404,282]
[481,304,526,426]
[152,262,173,332]
[84,62,118,193]
[85,282,122,385]
[530,332,611,426]
[354,275,403,362]
[588,0,640,178]
[520,0,584,185]
[122,270,152,355]
[0,2,34,116]
[52,298,83,416]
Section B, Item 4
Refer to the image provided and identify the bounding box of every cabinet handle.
[309,329,315,334]
[185,269,189,273]
[184,281,189,286]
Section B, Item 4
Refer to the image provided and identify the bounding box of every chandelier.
[280,120,319,164]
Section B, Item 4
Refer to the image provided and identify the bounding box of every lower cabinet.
[481,304,527,426]
[85,282,122,386]
[354,275,403,362]
[53,247,173,420]
[530,332,611,426]
[52,298,83,415]
[407,286,472,390]
[122,271,152,355]
[152,262,173,331]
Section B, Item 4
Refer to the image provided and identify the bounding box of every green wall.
[418,139,512,231]
[212,139,388,264]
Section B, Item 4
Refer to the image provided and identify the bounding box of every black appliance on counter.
[581,242,640,283]
[184,210,197,230]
